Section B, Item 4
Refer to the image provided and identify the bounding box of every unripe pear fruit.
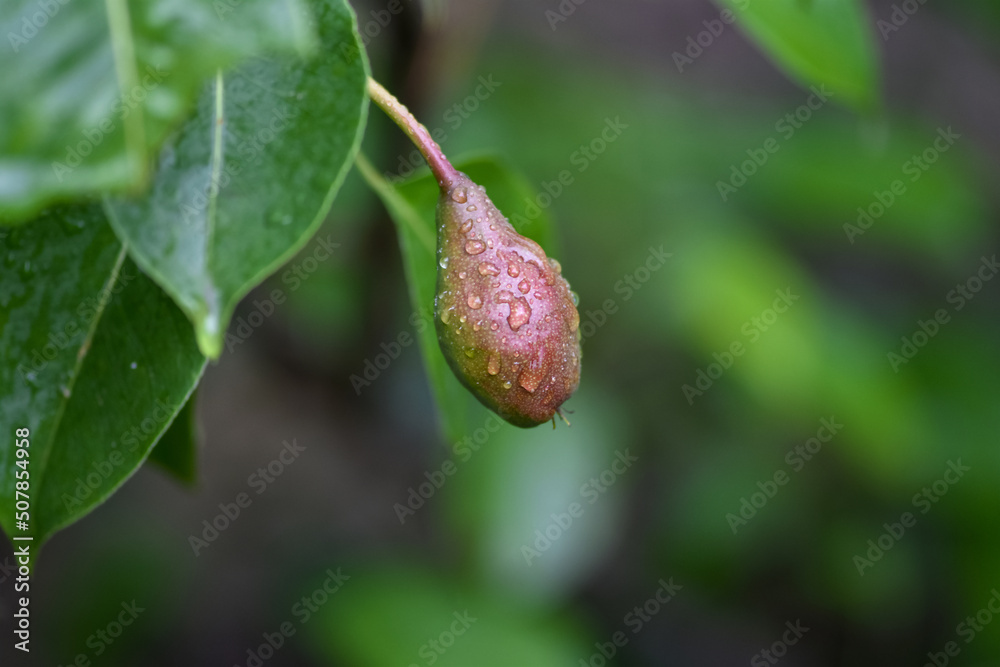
[434,173,581,427]
[366,78,581,427]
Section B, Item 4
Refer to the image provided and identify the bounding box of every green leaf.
[442,388,633,605]
[306,565,589,666]
[357,154,559,441]
[0,0,317,223]
[0,204,206,562]
[105,0,369,358]
[147,390,199,486]
[715,0,881,112]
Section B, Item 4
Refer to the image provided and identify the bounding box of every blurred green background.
[3,0,1000,665]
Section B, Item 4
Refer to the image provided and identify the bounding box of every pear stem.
[367,78,459,191]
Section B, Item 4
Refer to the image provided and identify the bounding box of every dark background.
[3,0,1000,665]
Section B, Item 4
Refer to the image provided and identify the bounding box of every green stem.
[367,78,459,191]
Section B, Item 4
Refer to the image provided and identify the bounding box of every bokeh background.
[3,0,1000,665]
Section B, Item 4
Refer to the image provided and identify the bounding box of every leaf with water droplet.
[0,203,205,565]
[105,0,369,358]
[0,0,318,223]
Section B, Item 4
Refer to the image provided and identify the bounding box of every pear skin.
[434,173,581,427]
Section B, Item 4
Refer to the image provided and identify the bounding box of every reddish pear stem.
[367,78,459,191]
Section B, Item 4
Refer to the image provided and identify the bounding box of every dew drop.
[507,263,520,278]
[451,189,467,203]
[502,380,513,390]
[441,308,453,324]
[507,297,532,331]
[464,348,475,358]
[487,352,501,376]
[459,314,467,323]
[519,370,543,393]
[465,240,486,255]
[478,262,500,276]
[517,279,530,294]
[466,205,477,212]
[460,219,473,233]
[570,291,580,306]
[438,256,450,270]
[458,271,467,279]
[490,322,499,331]
[467,294,483,309]
[548,258,562,274]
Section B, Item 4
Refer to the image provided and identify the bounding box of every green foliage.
[105,1,369,357]
[0,0,317,221]
[306,566,588,666]
[0,204,205,560]
[147,390,199,485]
[715,0,881,112]
[0,0,367,560]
